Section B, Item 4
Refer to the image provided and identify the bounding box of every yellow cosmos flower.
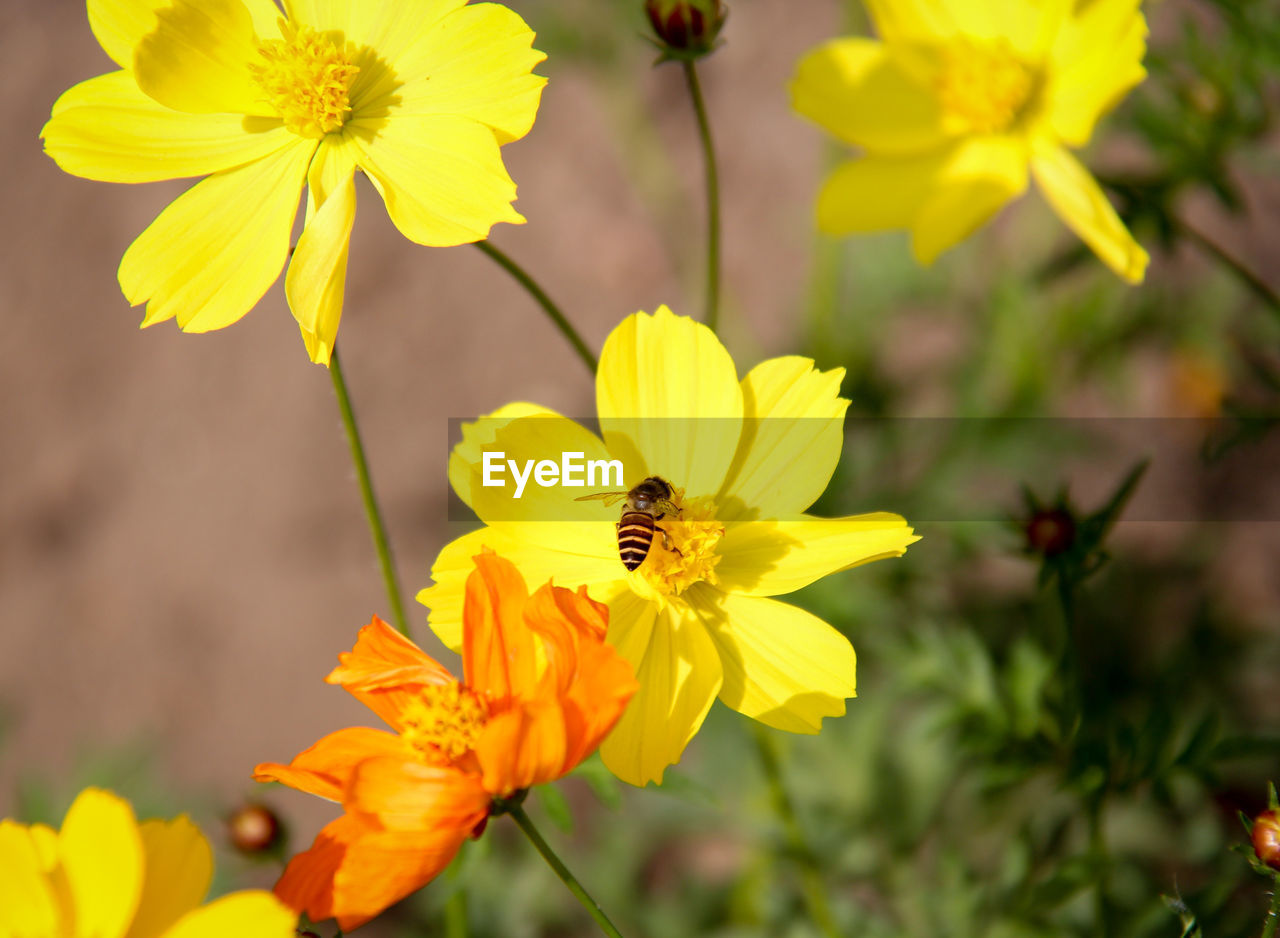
[418,307,919,786]
[41,0,545,365]
[790,0,1149,282]
[0,787,296,938]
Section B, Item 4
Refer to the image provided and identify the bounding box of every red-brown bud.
[1253,809,1280,870]
[1025,508,1076,557]
[227,803,283,854]
[645,0,726,56]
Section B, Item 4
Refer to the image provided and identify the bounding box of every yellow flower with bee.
[790,0,1150,282]
[418,307,919,787]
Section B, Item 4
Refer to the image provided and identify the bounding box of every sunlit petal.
[689,589,856,734]
[599,596,722,786]
[1031,141,1148,283]
[597,306,743,499]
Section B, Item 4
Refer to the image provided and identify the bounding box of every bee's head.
[630,476,672,511]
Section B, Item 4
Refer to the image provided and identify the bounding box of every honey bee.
[576,476,681,571]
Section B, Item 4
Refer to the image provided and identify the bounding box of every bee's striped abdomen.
[617,511,655,571]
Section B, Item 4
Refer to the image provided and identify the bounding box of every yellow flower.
[0,787,296,938]
[41,0,546,364]
[790,0,1149,282]
[418,307,919,786]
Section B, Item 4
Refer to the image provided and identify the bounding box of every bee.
[576,476,682,571]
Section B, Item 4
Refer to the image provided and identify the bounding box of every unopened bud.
[645,0,726,57]
[227,803,282,854]
[1025,508,1076,558]
[1253,810,1280,870]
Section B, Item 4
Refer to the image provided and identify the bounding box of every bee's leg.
[655,525,683,556]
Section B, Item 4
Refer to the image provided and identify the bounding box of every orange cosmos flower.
[253,551,637,930]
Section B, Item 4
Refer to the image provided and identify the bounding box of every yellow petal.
[865,0,1066,55]
[1030,141,1148,283]
[910,134,1028,265]
[88,0,167,70]
[285,0,467,67]
[387,2,546,144]
[419,525,626,652]
[717,357,848,519]
[715,513,918,597]
[59,788,145,938]
[449,404,563,510]
[286,137,359,366]
[43,71,290,184]
[120,139,314,332]
[815,152,942,235]
[158,891,295,938]
[596,307,744,499]
[123,817,213,938]
[467,415,622,525]
[689,589,855,734]
[1048,0,1147,146]
[862,0,956,43]
[351,114,523,246]
[133,0,272,116]
[0,821,62,937]
[27,823,61,870]
[789,38,948,155]
[599,595,723,786]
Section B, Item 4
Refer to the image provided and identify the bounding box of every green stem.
[443,854,467,938]
[1175,214,1280,322]
[508,804,625,938]
[1262,884,1280,938]
[328,348,410,636]
[681,60,721,333]
[473,241,597,375]
[751,723,842,938]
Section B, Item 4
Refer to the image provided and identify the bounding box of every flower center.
[250,19,359,138]
[399,683,489,763]
[935,38,1033,134]
[637,491,724,597]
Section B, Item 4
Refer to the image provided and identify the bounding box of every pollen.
[935,38,1034,134]
[399,682,490,763]
[638,491,725,597]
[250,19,359,138]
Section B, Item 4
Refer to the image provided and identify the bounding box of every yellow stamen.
[637,490,724,597]
[250,18,359,138]
[935,38,1034,134]
[399,683,489,763]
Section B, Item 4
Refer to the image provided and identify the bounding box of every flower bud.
[1253,809,1280,870]
[1025,507,1076,558]
[227,803,283,854]
[645,0,726,56]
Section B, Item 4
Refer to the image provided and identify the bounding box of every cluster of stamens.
[250,19,359,137]
[399,683,489,763]
[638,491,724,597]
[934,38,1034,134]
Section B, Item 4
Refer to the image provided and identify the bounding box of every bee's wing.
[575,491,628,507]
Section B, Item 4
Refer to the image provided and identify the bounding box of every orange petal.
[560,639,638,773]
[252,727,410,802]
[344,757,489,832]
[274,814,471,932]
[521,583,636,773]
[462,551,536,705]
[474,701,568,795]
[327,617,455,731]
[521,582,612,696]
